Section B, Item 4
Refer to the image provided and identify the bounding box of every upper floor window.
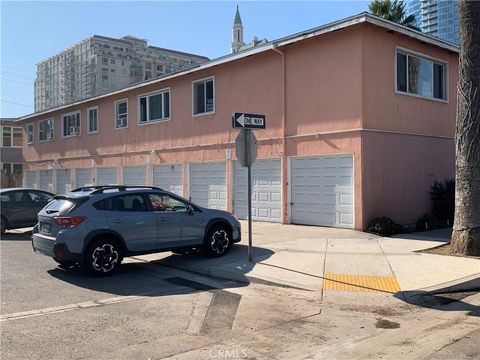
[138,89,170,124]
[62,111,80,137]
[396,49,447,101]
[88,106,99,133]
[2,126,22,147]
[27,123,33,144]
[39,118,54,141]
[115,99,128,129]
[193,77,215,115]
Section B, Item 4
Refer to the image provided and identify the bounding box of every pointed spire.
[234,5,242,25]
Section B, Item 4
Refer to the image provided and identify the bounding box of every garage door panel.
[56,169,71,193]
[123,166,146,186]
[234,159,281,222]
[153,164,182,196]
[26,171,37,188]
[292,155,354,228]
[97,167,117,186]
[190,162,226,210]
[75,169,93,188]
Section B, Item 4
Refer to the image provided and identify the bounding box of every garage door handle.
[290,202,295,206]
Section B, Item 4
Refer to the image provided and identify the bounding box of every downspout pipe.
[272,46,288,224]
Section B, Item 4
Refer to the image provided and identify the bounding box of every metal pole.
[245,129,253,262]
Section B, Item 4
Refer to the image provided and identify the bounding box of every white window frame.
[394,47,448,103]
[38,118,54,142]
[87,106,99,134]
[115,99,128,129]
[192,76,215,116]
[2,126,23,148]
[137,88,171,125]
[26,123,34,144]
[61,110,81,138]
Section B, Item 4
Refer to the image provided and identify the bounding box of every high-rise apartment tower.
[35,35,209,112]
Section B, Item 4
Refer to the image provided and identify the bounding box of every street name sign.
[232,112,266,129]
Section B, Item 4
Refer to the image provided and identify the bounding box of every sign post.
[233,112,265,262]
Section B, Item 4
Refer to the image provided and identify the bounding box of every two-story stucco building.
[17,13,459,230]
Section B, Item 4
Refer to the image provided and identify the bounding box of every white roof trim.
[18,12,459,122]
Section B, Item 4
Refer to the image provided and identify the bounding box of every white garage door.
[39,170,54,192]
[56,169,72,193]
[234,159,281,222]
[97,167,117,186]
[123,166,146,186]
[190,162,226,210]
[291,155,354,228]
[75,168,93,188]
[153,164,183,196]
[26,171,37,189]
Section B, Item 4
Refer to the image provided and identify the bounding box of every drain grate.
[323,274,401,293]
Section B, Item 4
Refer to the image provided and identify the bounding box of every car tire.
[203,224,231,258]
[84,238,122,276]
[0,216,7,235]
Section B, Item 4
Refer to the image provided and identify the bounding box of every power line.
[1,65,36,76]
[1,70,36,80]
[1,77,34,85]
[0,99,34,108]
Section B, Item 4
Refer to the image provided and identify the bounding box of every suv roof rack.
[71,185,163,194]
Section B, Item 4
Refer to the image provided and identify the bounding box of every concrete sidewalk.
[137,221,480,297]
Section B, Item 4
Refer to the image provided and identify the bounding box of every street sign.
[235,130,257,167]
[232,112,266,129]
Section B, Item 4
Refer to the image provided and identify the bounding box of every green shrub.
[415,213,439,231]
[367,216,405,236]
[430,179,455,227]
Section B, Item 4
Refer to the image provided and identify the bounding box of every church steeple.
[231,5,244,53]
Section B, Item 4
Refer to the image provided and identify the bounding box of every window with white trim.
[115,100,128,128]
[396,50,447,101]
[139,90,170,123]
[27,123,33,144]
[62,111,81,137]
[193,77,214,115]
[88,107,99,133]
[39,118,54,141]
[2,126,23,147]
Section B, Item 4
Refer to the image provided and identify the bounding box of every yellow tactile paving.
[323,274,401,293]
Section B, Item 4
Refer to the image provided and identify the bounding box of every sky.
[0,0,370,118]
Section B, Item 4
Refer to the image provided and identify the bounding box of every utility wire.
[1,77,34,85]
[0,99,34,108]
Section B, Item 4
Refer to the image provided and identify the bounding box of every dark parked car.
[1,188,55,234]
[32,186,241,276]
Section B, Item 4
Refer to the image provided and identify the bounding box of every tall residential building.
[406,0,460,45]
[35,35,209,112]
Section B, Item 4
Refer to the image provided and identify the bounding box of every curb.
[419,273,480,294]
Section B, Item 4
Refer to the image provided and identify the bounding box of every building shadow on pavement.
[1,230,32,241]
[47,244,274,298]
[390,228,452,243]
[395,289,480,317]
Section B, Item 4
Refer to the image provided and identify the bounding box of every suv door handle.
[158,217,167,222]
[111,219,121,224]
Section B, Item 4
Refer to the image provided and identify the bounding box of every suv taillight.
[54,216,87,228]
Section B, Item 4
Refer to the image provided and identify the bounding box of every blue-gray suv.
[32,186,241,276]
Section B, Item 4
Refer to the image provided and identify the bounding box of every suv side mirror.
[186,205,194,215]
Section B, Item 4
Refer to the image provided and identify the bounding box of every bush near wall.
[366,217,406,236]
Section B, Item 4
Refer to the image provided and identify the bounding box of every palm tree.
[369,0,419,29]
[451,1,480,256]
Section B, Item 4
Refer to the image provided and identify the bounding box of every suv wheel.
[203,224,231,257]
[85,238,122,276]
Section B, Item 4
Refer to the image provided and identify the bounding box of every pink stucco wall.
[20,21,458,229]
